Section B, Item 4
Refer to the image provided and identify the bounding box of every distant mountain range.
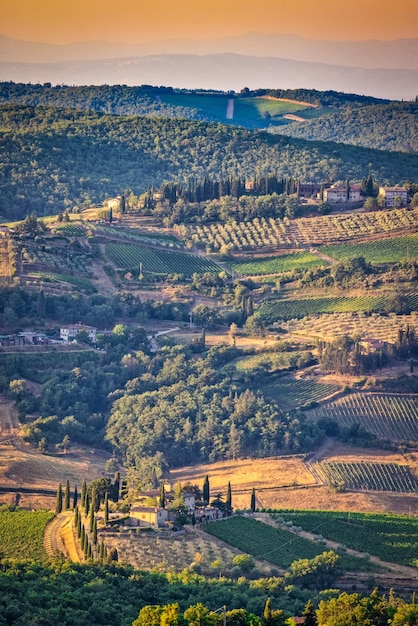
[0,53,417,100]
[2,33,418,69]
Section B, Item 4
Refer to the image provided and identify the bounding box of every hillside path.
[44,511,80,561]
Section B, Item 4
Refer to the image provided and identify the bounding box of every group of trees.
[105,344,324,478]
[1,102,417,220]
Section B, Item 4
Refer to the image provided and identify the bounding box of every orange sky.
[2,0,418,44]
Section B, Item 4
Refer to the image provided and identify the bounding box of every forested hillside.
[1,103,418,220]
[279,102,418,152]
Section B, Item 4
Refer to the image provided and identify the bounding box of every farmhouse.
[129,506,168,528]
[60,324,97,342]
[323,183,362,203]
[379,186,409,207]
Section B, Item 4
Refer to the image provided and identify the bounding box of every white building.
[379,186,408,208]
[323,184,362,204]
[60,324,97,342]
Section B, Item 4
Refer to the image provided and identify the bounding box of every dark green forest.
[1,103,418,220]
[278,102,418,152]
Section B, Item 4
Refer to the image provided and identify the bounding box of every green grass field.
[276,510,418,567]
[234,350,312,373]
[36,273,97,294]
[261,376,340,409]
[0,508,54,562]
[321,234,418,264]
[228,252,326,276]
[159,93,311,127]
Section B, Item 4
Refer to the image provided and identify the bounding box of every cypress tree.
[203,475,210,505]
[55,483,63,514]
[250,487,256,513]
[64,479,70,510]
[88,543,93,559]
[83,538,89,559]
[74,506,78,525]
[89,505,95,533]
[92,517,97,545]
[104,492,109,525]
[226,481,232,511]
[85,492,90,516]
[159,483,166,508]
[77,512,82,538]
[81,479,87,508]
[37,290,46,318]
[81,524,86,550]
[73,484,78,509]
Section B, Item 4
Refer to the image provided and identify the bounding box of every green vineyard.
[258,295,386,321]
[276,510,418,567]
[105,243,221,276]
[321,233,418,264]
[261,376,340,409]
[203,516,324,568]
[311,393,418,442]
[93,224,182,247]
[0,509,54,562]
[228,252,326,276]
[316,461,418,493]
[54,223,87,237]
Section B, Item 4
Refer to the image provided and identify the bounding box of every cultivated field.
[187,208,418,252]
[281,311,418,342]
[311,393,418,442]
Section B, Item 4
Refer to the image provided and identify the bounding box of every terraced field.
[311,393,418,442]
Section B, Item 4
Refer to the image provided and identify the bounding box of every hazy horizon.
[1,0,418,45]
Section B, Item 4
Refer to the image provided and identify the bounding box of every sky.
[2,0,418,44]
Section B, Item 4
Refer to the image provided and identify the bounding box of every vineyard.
[261,376,340,409]
[186,208,418,252]
[281,311,418,343]
[228,252,326,276]
[202,516,373,571]
[276,510,418,567]
[258,295,387,322]
[93,223,183,248]
[35,272,97,294]
[316,461,418,493]
[321,233,418,264]
[311,393,418,443]
[105,243,221,276]
[0,508,54,562]
[203,516,324,568]
[54,223,87,237]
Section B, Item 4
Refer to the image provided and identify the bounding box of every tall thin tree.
[64,479,70,510]
[73,484,78,509]
[203,475,210,505]
[55,483,63,514]
[250,487,256,513]
[226,481,232,511]
[104,491,109,525]
[81,479,87,508]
